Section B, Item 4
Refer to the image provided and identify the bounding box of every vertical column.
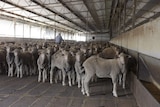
[40,26,42,40]
[118,7,121,35]
[132,0,137,28]
[14,20,16,38]
[115,13,118,35]
[29,24,31,39]
[123,0,127,32]
[54,29,56,39]
[23,22,24,42]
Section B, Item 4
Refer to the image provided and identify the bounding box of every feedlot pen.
[0,75,138,107]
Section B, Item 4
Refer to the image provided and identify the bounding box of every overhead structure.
[109,0,160,38]
[0,0,159,38]
[82,0,102,31]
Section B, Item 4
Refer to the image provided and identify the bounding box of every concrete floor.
[0,75,139,107]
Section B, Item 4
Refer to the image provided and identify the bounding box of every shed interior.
[0,0,160,107]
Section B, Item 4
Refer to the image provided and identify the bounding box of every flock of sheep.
[0,41,131,97]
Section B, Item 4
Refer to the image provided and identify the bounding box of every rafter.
[57,0,95,31]
[128,11,160,31]
[125,0,159,28]
[0,9,70,31]
[31,0,90,31]
[82,0,101,30]
[1,0,82,32]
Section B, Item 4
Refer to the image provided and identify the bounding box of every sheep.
[81,53,130,97]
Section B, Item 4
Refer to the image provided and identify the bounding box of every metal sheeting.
[0,0,110,33]
[111,17,160,59]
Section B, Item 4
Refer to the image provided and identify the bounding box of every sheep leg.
[54,71,59,83]
[42,69,46,83]
[122,72,127,89]
[17,65,20,78]
[10,64,14,77]
[84,74,93,96]
[62,70,66,86]
[77,73,81,88]
[58,70,62,81]
[75,66,81,88]
[29,65,33,76]
[71,71,76,85]
[81,74,85,95]
[118,73,122,85]
[67,72,72,86]
[38,68,41,82]
[8,65,11,77]
[45,69,47,80]
[20,65,23,78]
[112,76,118,97]
[50,68,53,84]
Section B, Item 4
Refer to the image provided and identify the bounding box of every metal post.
[23,22,24,42]
[40,26,42,39]
[14,20,16,38]
[29,24,31,39]
[132,0,137,28]
[118,8,121,35]
[123,0,127,32]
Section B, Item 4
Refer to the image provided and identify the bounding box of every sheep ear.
[116,54,121,58]
[127,55,131,58]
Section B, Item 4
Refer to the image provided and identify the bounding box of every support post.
[132,0,137,28]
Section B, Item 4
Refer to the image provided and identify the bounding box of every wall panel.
[138,22,153,57]
[110,17,160,59]
[121,33,128,48]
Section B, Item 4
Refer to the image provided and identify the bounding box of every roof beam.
[82,0,101,30]
[31,0,89,31]
[129,11,160,31]
[126,12,160,32]
[1,0,82,32]
[108,0,116,29]
[57,0,96,31]
[0,9,70,31]
[125,0,159,28]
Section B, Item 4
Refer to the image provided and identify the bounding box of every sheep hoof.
[69,82,72,87]
[113,92,118,97]
[62,82,66,86]
[86,92,90,96]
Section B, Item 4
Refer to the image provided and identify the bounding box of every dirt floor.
[0,75,139,107]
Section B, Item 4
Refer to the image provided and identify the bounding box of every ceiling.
[0,0,159,34]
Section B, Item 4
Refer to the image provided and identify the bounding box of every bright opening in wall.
[74,33,86,41]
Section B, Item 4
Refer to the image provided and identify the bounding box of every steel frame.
[57,0,95,31]
[30,0,89,31]
[82,0,101,30]
[1,0,83,32]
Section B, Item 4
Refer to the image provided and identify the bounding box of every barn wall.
[86,33,110,41]
[110,17,160,59]
[0,37,44,43]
